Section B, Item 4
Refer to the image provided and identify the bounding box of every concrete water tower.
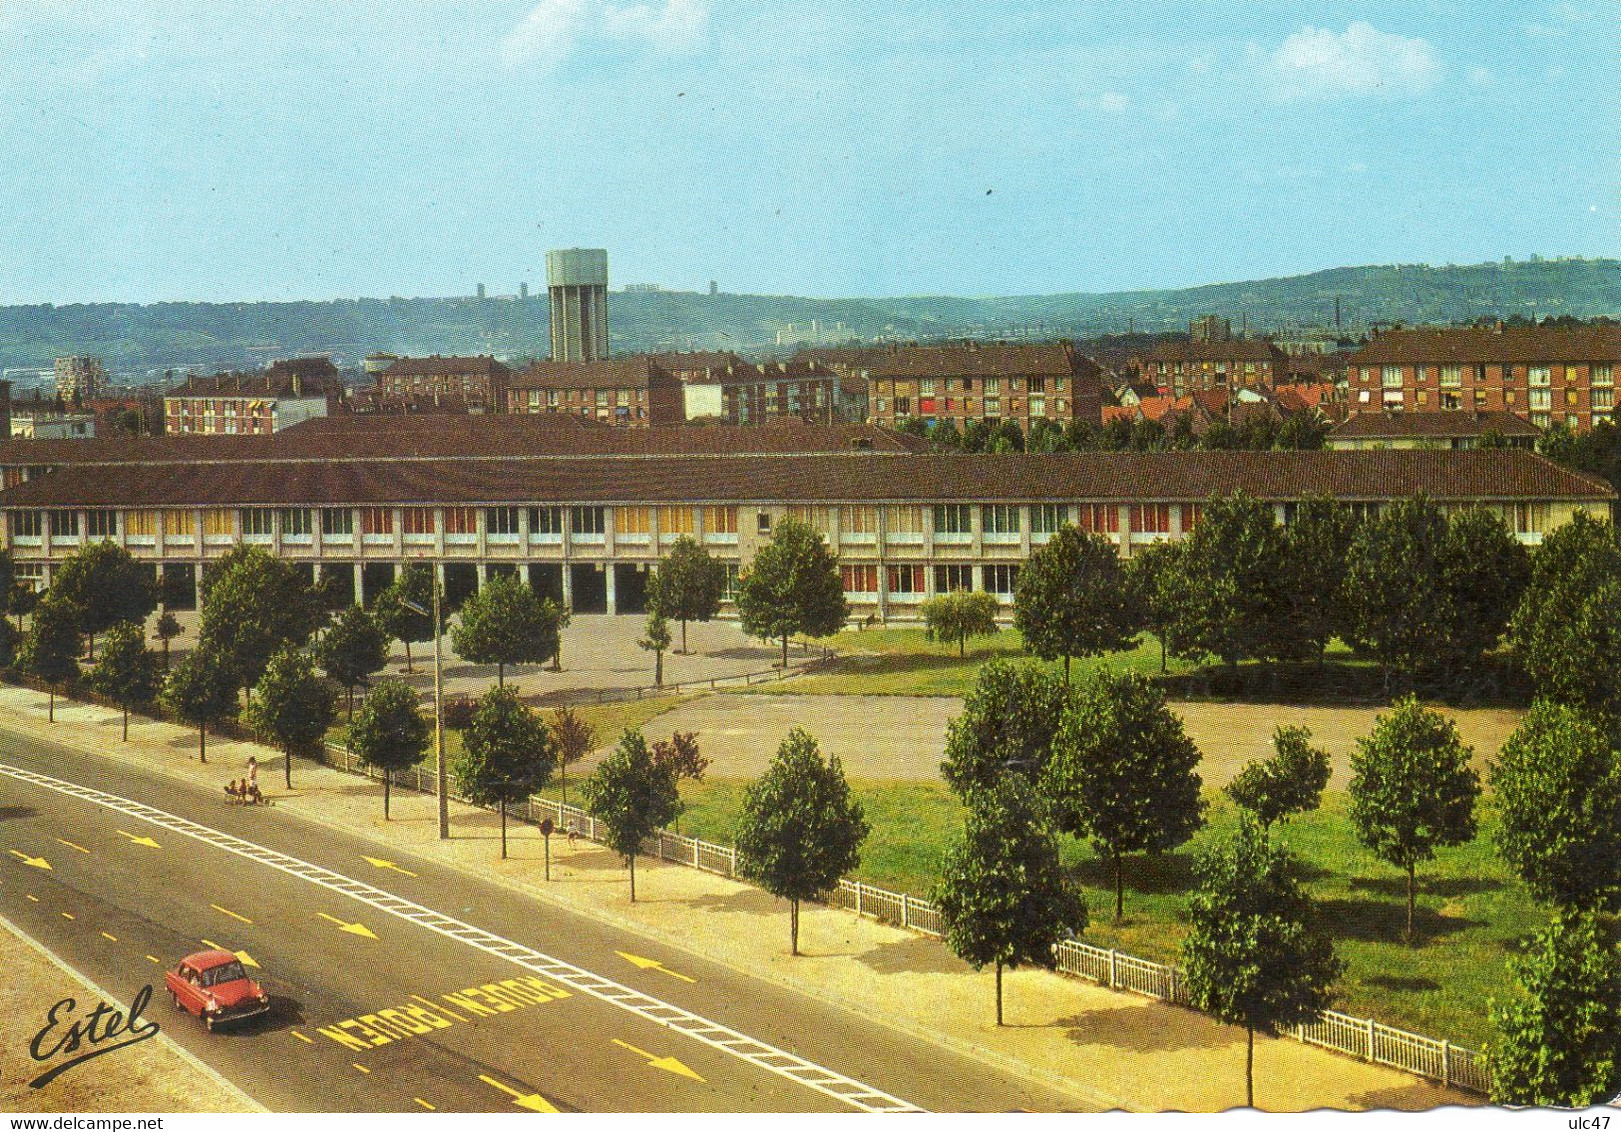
[546,248,609,362]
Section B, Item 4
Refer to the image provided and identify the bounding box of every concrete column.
[605,564,617,615]
[195,568,206,612]
[561,564,573,608]
[476,561,488,587]
[1117,504,1133,560]
[353,562,365,606]
[1019,505,1031,558]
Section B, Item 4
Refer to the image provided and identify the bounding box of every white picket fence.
[321,742,1489,1096]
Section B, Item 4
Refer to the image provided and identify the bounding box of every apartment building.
[1133,340,1290,395]
[507,357,684,426]
[164,358,343,435]
[864,343,1105,431]
[54,356,106,402]
[370,355,511,413]
[1328,410,1541,451]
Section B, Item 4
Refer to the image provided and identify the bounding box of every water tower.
[546,248,609,362]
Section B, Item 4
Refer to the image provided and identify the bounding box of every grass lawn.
[658,776,1535,1050]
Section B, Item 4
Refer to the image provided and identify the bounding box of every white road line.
[0,762,923,1114]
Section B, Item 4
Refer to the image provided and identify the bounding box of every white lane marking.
[0,762,922,1114]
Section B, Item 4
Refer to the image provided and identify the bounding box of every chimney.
[293,371,302,397]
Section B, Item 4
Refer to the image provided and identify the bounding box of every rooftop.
[508,357,672,390]
[378,355,511,377]
[1348,325,1621,366]
[1330,410,1543,440]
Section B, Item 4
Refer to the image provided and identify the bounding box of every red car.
[164,949,270,1031]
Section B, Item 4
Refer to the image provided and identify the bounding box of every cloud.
[502,0,706,68]
[1269,21,1441,100]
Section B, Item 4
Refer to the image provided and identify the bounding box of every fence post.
[1108,949,1118,988]
[856,883,865,917]
[901,894,911,930]
[1366,1018,1376,1062]
[693,839,700,868]
[1440,1040,1450,1088]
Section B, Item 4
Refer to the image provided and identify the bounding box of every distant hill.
[1,257,1615,377]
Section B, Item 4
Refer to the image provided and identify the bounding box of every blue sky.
[0,0,1615,302]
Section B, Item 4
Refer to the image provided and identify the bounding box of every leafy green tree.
[87,622,161,741]
[450,574,559,687]
[960,418,993,452]
[549,705,596,808]
[651,730,708,786]
[440,694,477,731]
[1182,821,1343,1109]
[0,617,18,669]
[639,610,671,686]
[1437,507,1530,676]
[735,727,869,954]
[374,563,441,673]
[1125,539,1183,672]
[1013,526,1136,683]
[1508,510,1621,716]
[1043,669,1206,920]
[920,588,1000,658]
[647,536,726,653]
[940,660,1067,796]
[1225,725,1332,828]
[160,646,238,763]
[546,599,571,671]
[50,540,157,658]
[347,679,430,820]
[316,605,390,719]
[1487,911,1621,1107]
[736,518,848,669]
[1343,497,1455,692]
[245,647,338,790]
[988,419,1025,453]
[9,580,40,632]
[454,685,556,857]
[582,730,682,901]
[1491,701,1621,912]
[1275,410,1329,451]
[199,545,321,695]
[20,595,83,722]
[152,610,182,669]
[1167,493,1290,668]
[0,550,14,616]
[1348,696,1482,940]
[927,418,962,451]
[1279,497,1357,666]
[932,778,1087,1024]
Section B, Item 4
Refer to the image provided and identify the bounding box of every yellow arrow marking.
[55,838,90,854]
[9,850,51,870]
[616,950,697,983]
[116,830,161,849]
[351,1063,370,1075]
[291,1031,314,1045]
[316,912,378,939]
[101,931,118,942]
[26,894,39,902]
[362,856,418,878]
[211,903,253,924]
[413,1099,436,1111]
[60,911,75,921]
[145,955,161,964]
[611,1038,706,1083]
[479,1074,559,1113]
[200,940,261,969]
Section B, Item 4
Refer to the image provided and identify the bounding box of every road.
[0,727,1078,1113]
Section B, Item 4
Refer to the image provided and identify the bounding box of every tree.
[1224,725,1332,828]
[19,595,83,722]
[1508,511,1621,716]
[549,706,596,808]
[646,536,726,653]
[638,610,671,686]
[374,563,440,673]
[1488,911,1621,1107]
[1491,701,1621,912]
[50,540,157,659]
[1279,497,1357,666]
[316,605,390,719]
[9,580,39,632]
[1167,493,1291,668]
[1013,526,1136,683]
[453,685,555,857]
[159,646,238,764]
[650,730,708,786]
[152,610,182,669]
[0,617,18,669]
[1343,496,1455,692]
[735,727,869,954]
[450,574,559,687]
[1125,540,1183,672]
[1182,822,1342,1109]
[440,694,477,732]
[1042,669,1205,920]
[245,647,338,790]
[931,778,1087,1024]
[199,546,322,695]
[940,660,1067,796]
[920,589,999,658]
[347,679,430,819]
[1347,696,1481,940]
[86,622,161,741]
[736,518,848,669]
[1436,507,1530,678]
[582,730,682,901]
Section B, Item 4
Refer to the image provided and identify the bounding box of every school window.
[699,506,737,535]
[124,511,157,538]
[280,509,313,537]
[202,510,234,538]
[1183,503,1204,531]
[786,506,835,535]
[568,506,605,536]
[401,507,435,536]
[1131,504,1172,534]
[444,507,478,536]
[1514,503,1547,535]
[615,507,650,536]
[654,505,693,536]
[983,564,1021,595]
[241,509,276,537]
[1030,503,1069,534]
[528,506,564,536]
[360,507,394,536]
[840,505,878,536]
[47,510,80,538]
[932,504,973,536]
[1076,503,1120,533]
[885,506,925,537]
[321,508,354,537]
[164,510,196,539]
[485,507,521,537]
[887,564,926,594]
[757,511,772,535]
[721,564,741,602]
[981,504,1021,536]
[86,510,118,539]
[11,511,43,538]
[840,564,879,593]
[934,564,974,593]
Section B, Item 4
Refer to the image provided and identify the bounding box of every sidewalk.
[0,686,1471,1113]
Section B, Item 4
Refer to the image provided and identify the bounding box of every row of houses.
[0,419,1610,620]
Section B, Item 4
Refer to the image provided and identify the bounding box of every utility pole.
[433,570,448,839]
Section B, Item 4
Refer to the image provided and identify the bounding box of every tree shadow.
[1362,974,1442,993]
[1070,851,1197,898]
[1347,875,1504,899]
[1054,1004,1230,1053]
[1314,897,1484,945]
[678,887,778,917]
[857,935,971,976]
[0,805,38,821]
[1340,1083,1463,1111]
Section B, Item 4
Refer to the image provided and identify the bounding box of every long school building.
[0,434,1611,621]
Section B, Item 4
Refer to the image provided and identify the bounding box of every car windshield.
[202,961,246,987]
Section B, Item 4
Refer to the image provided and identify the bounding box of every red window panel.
[1183,503,1204,531]
[1130,504,1171,534]
[1076,503,1120,533]
[886,565,926,594]
[840,564,879,593]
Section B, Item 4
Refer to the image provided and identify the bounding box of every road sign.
[540,819,554,881]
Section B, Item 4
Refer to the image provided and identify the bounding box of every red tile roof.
[1348,325,1621,367]
[1330,410,1542,440]
[378,355,510,377]
[508,357,673,390]
[867,344,1096,380]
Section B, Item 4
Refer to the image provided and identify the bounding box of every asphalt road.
[0,727,1078,1113]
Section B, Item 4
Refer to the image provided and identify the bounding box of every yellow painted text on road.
[316,977,570,1052]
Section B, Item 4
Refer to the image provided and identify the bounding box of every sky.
[0,0,1616,303]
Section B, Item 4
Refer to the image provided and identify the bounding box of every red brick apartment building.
[1344,325,1619,430]
[862,343,1104,431]
[370,356,511,413]
[1133,340,1290,395]
[506,357,684,427]
[164,358,343,435]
